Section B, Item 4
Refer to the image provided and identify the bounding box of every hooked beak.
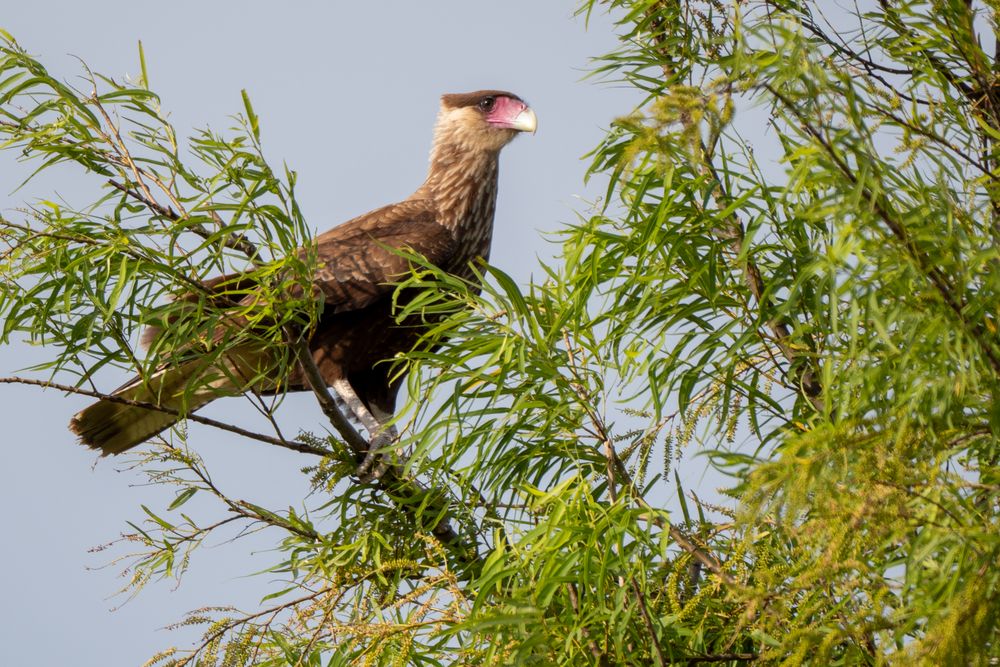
[510,106,537,134]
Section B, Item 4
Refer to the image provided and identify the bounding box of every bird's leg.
[367,403,403,480]
[368,404,399,440]
[330,379,396,480]
[329,378,384,434]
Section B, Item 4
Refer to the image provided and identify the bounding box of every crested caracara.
[70,90,536,456]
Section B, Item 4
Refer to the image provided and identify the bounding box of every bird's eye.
[478,97,496,112]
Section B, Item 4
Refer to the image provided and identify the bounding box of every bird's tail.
[70,345,271,456]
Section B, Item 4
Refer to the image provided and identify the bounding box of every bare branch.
[0,375,332,456]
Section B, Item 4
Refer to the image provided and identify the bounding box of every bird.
[70,90,537,456]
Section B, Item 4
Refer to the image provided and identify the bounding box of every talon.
[354,431,396,482]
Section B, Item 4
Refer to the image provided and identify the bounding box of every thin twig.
[185,458,320,541]
[766,82,1000,375]
[107,178,259,259]
[287,334,370,458]
[700,143,824,410]
[289,338,476,562]
[566,583,607,664]
[641,3,825,412]
[561,333,736,587]
[107,178,176,219]
[175,587,333,667]
[630,577,666,667]
[684,652,756,664]
[1,376,332,456]
[90,90,161,217]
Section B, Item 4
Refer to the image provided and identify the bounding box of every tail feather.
[70,345,271,455]
[70,395,180,456]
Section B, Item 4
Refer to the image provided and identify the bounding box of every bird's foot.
[355,432,397,483]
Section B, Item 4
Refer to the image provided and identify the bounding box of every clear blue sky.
[0,2,636,664]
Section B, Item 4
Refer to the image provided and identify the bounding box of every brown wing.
[311,197,456,314]
[143,199,453,348]
[140,272,262,350]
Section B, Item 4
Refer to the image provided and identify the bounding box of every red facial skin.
[484,95,529,129]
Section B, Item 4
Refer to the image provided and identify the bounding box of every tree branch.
[289,338,478,566]
[566,583,608,665]
[0,376,332,457]
[107,179,259,260]
[641,3,825,412]
[765,82,1000,376]
[563,334,736,587]
[630,577,666,667]
[700,142,824,411]
[102,129,477,565]
[684,652,756,664]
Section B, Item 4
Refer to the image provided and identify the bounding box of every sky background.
[0,3,649,664]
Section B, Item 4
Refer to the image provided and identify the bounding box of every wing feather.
[311,198,455,313]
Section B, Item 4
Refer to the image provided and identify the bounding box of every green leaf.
[241,88,259,141]
[167,487,198,511]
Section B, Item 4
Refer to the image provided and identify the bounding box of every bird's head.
[434,90,537,154]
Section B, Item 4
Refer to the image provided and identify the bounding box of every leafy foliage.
[3,1,1000,664]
